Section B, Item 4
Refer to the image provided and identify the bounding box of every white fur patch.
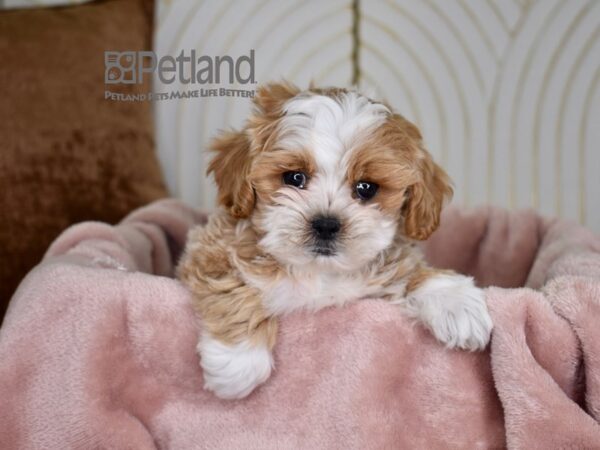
[198,333,273,399]
[398,274,493,350]
[261,270,382,315]
[282,92,389,173]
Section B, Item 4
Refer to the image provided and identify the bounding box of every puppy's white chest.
[261,272,375,315]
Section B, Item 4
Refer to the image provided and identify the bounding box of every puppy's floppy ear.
[253,81,300,118]
[401,123,453,240]
[208,129,255,218]
[208,81,300,218]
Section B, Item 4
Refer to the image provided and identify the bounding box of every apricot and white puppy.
[177,82,493,400]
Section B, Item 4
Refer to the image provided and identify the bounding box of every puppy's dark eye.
[283,171,307,189]
[355,181,379,201]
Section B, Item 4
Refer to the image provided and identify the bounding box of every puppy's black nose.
[311,216,341,240]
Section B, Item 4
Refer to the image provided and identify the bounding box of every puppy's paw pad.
[198,335,273,399]
[409,275,493,351]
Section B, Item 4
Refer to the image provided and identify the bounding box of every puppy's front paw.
[198,334,273,399]
[406,274,493,351]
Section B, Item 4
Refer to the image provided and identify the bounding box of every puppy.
[177,82,493,400]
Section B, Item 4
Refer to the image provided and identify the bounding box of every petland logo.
[104,49,256,101]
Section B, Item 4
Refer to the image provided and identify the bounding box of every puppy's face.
[209,83,452,272]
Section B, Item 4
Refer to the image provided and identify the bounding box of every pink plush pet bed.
[1,199,599,449]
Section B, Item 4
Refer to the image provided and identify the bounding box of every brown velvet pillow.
[0,0,167,320]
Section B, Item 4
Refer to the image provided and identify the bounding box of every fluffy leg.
[199,327,275,399]
[177,221,278,399]
[395,270,493,350]
[195,302,278,399]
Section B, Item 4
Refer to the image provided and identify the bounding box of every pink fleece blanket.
[1,199,600,449]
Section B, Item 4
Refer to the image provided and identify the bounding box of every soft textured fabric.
[0,0,166,318]
[1,200,599,449]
